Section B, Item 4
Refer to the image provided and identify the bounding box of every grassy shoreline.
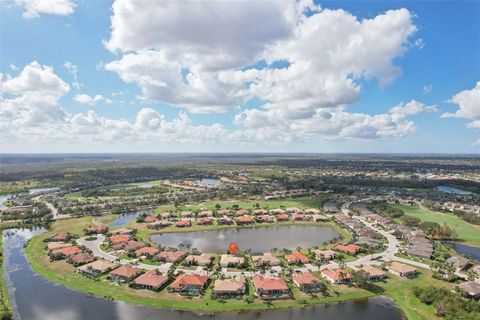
[19,216,452,318]
[0,232,13,319]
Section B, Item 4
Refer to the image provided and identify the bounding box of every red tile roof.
[170,274,208,290]
[109,265,141,278]
[334,244,360,254]
[135,247,159,257]
[176,220,192,227]
[51,246,81,257]
[292,272,320,285]
[321,268,352,281]
[275,213,289,221]
[155,250,185,262]
[252,275,288,291]
[285,251,309,263]
[134,270,168,288]
[236,215,253,223]
[109,234,130,244]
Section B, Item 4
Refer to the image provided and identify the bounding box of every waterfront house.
[334,244,360,255]
[387,262,417,278]
[292,272,323,292]
[445,256,474,272]
[68,252,94,266]
[143,215,157,223]
[218,217,233,225]
[84,225,108,235]
[220,254,245,267]
[77,259,118,277]
[181,211,194,218]
[321,268,352,284]
[184,253,215,266]
[133,270,169,291]
[213,276,245,298]
[154,250,186,263]
[255,214,275,223]
[252,252,280,267]
[134,246,159,258]
[110,228,135,235]
[292,213,307,221]
[46,241,71,252]
[236,215,254,225]
[285,251,309,264]
[458,282,480,300]
[197,217,213,225]
[312,214,328,222]
[50,246,81,260]
[109,265,142,283]
[252,275,290,299]
[313,249,336,261]
[124,240,146,251]
[48,232,72,242]
[109,234,131,245]
[197,210,213,218]
[359,265,387,281]
[176,220,192,228]
[169,274,208,296]
[275,213,289,222]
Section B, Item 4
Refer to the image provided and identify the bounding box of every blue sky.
[0,0,479,153]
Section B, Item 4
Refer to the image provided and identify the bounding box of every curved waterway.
[3,228,404,320]
[151,225,340,252]
[107,209,153,227]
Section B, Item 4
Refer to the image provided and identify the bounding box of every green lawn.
[0,233,13,319]
[393,204,480,246]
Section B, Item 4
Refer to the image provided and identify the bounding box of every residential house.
[134,246,159,258]
[124,240,146,252]
[458,281,480,300]
[445,256,474,272]
[252,275,290,299]
[305,208,320,215]
[48,232,72,242]
[359,265,387,281]
[176,220,192,228]
[334,244,361,255]
[169,274,208,296]
[197,210,213,218]
[218,217,233,225]
[154,251,186,263]
[181,211,194,218]
[213,276,245,298]
[220,254,245,267]
[275,213,289,222]
[236,215,254,225]
[252,252,280,267]
[321,268,352,284]
[68,252,94,266]
[50,246,81,260]
[184,253,215,266]
[109,234,131,245]
[109,265,142,283]
[197,217,213,225]
[77,259,118,277]
[313,249,336,261]
[292,272,323,292]
[84,225,108,235]
[285,251,309,264]
[387,262,417,278]
[312,214,328,222]
[133,270,169,291]
[143,215,157,223]
[46,242,71,252]
[110,228,135,235]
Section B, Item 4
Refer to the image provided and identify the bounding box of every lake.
[452,243,480,261]
[436,186,473,195]
[196,178,223,187]
[107,209,153,227]
[2,228,404,320]
[151,225,340,252]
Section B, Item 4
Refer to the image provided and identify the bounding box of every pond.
[196,178,223,187]
[452,243,480,261]
[107,209,153,227]
[436,186,473,195]
[151,225,340,252]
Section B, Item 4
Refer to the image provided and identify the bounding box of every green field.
[393,204,480,246]
[178,196,327,212]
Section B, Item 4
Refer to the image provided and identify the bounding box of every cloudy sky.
[1,0,479,153]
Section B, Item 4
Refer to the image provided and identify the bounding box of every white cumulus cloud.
[15,0,76,19]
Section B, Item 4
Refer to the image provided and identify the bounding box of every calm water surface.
[107,209,153,227]
[2,228,404,320]
[436,186,473,194]
[452,243,480,260]
[151,225,339,252]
